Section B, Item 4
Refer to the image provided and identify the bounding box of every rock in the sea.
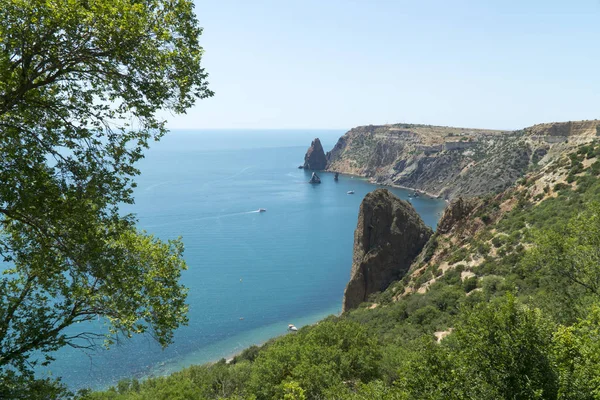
[309,172,321,184]
[342,189,432,312]
[303,138,327,170]
[334,172,339,181]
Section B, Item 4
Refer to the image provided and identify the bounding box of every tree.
[248,319,381,399]
[398,295,558,399]
[524,201,600,321]
[449,295,558,399]
[0,0,212,394]
[552,305,600,399]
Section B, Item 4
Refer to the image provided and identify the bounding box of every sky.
[166,0,600,130]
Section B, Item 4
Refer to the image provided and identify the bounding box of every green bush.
[554,182,570,191]
[447,248,468,264]
[463,276,478,292]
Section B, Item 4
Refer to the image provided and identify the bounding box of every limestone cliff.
[342,189,432,312]
[303,138,327,170]
[326,120,600,200]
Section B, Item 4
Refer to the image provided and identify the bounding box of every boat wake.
[223,166,252,181]
[142,210,262,228]
[144,181,173,191]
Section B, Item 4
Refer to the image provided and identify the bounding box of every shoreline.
[109,305,343,390]
[83,166,442,392]
[324,169,447,200]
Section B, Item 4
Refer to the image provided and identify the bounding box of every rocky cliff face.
[342,189,432,312]
[326,120,600,200]
[303,138,327,170]
[436,197,481,235]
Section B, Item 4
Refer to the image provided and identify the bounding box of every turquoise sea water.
[39,130,447,390]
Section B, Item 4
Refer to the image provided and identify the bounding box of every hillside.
[326,120,600,199]
[84,137,600,399]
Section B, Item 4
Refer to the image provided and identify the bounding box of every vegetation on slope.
[84,141,600,399]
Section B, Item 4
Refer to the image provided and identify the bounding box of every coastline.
[325,169,446,200]
[123,304,343,389]
[69,154,446,393]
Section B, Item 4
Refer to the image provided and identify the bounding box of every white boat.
[258,208,267,212]
[288,324,298,332]
[347,191,355,194]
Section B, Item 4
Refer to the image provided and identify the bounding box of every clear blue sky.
[167,0,600,130]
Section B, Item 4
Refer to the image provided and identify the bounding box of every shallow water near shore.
[38,130,446,390]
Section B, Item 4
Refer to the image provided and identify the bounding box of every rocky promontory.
[342,189,432,311]
[325,120,600,200]
[303,138,327,170]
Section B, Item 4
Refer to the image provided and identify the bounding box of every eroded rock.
[309,172,321,184]
[342,189,432,311]
[303,138,327,170]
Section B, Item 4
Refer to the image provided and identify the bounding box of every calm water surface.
[40,130,446,390]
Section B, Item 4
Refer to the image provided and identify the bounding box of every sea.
[37,129,447,390]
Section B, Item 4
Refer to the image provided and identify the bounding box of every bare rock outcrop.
[342,189,433,312]
[308,172,321,184]
[436,197,480,235]
[303,138,327,170]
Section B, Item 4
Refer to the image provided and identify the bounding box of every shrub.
[463,276,478,292]
[447,248,468,264]
[491,236,504,248]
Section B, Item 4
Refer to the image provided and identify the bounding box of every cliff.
[303,138,327,170]
[326,120,600,199]
[342,189,432,311]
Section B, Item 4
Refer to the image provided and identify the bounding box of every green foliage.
[282,381,306,400]
[463,276,478,292]
[0,371,71,400]
[447,247,468,264]
[399,295,558,399]
[0,0,212,390]
[590,160,600,175]
[491,235,506,248]
[523,202,600,320]
[248,319,381,399]
[451,295,558,399]
[421,234,438,262]
[552,306,600,398]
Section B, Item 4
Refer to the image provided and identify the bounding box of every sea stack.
[303,138,327,170]
[309,172,321,184]
[334,172,339,181]
[342,189,432,312]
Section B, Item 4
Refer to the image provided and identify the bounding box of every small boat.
[347,191,355,195]
[258,208,267,212]
[288,324,298,332]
